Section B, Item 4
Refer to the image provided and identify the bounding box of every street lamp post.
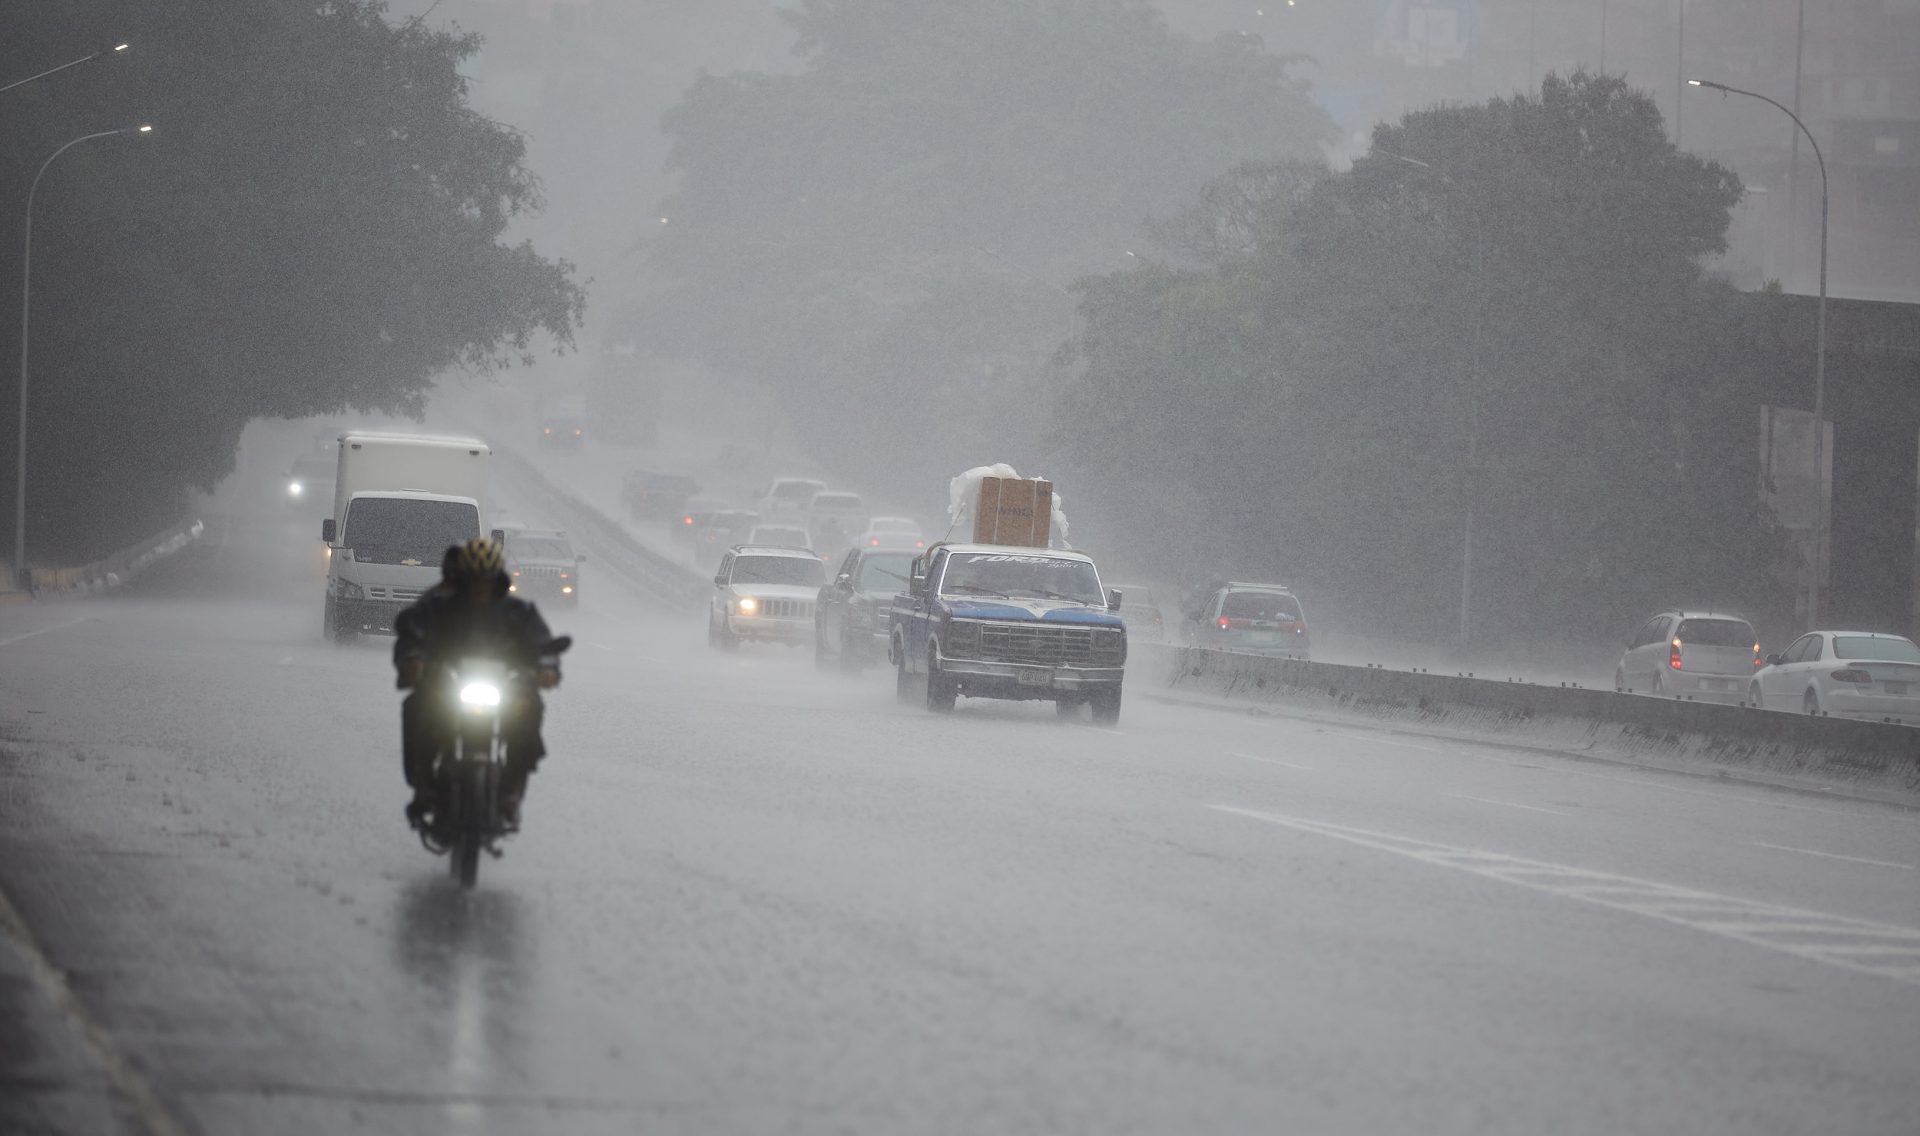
[0,43,129,95]
[14,126,152,589]
[1689,78,1829,627]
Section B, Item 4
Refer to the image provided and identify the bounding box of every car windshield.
[510,538,574,561]
[1833,636,1920,663]
[732,556,824,587]
[941,552,1103,604]
[1676,618,1753,647]
[343,498,477,565]
[773,482,821,502]
[857,553,915,592]
[1222,591,1301,622]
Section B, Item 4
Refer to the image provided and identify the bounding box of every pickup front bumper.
[937,655,1124,699]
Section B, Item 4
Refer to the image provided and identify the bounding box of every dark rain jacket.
[392,573,561,680]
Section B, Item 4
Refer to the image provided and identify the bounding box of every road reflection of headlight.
[459,682,502,708]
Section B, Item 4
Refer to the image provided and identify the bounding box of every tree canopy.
[1060,73,1793,645]
[639,0,1336,487]
[3,0,584,561]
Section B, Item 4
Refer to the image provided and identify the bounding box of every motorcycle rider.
[394,537,563,830]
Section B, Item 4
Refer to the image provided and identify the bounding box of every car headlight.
[288,481,303,497]
[561,585,573,595]
[737,596,759,615]
[459,681,502,709]
[944,619,980,654]
[338,580,364,600]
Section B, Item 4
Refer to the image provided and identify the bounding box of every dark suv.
[815,546,918,670]
[1182,582,1311,660]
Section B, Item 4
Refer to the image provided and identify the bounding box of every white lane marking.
[1228,751,1314,772]
[1443,793,1570,816]
[1212,805,1920,986]
[1753,842,1917,871]
[1308,728,1440,753]
[0,615,94,649]
[0,885,192,1136]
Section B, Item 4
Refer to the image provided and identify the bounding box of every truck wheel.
[707,620,735,651]
[1090,686,1122,726]
[324,595,354,644]
[895,648,920,705]
[925,647,956,714]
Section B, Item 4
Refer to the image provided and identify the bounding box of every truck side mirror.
[909,568,927,597]
[713,573,727,587]
[1765,653,1783,666]
[320,518,336,544]
[1107,588,1123,612]
[490,528,506,546]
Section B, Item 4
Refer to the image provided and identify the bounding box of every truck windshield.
[941,553,1103,605]
[343,498,479,565]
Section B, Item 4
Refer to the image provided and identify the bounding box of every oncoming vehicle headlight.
[459,681,502,709]
[737,596,759,615]
[944,619,980,654]
[288,480,303,497]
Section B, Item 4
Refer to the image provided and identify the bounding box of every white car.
[1748,631,1920,722]
[746,524,813,553]
[755,477,828,519]
[708,546,826,650]
[858,516,926,550]
[1615,610,1758,703]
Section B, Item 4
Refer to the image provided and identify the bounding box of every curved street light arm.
[0,43,129,96]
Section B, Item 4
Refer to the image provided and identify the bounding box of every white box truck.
[320,432,497,640]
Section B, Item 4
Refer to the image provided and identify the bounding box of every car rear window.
[1675,618,1753,647]
[1221,592,1301,622]
[857,553,915,591]
[1833,636,1920,663]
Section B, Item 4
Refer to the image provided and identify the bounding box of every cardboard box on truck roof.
[972,476,1052,548]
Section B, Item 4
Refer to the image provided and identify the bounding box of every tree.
[1062,73,1792,645]
[638,0,1335,490]
[2,0,584,561]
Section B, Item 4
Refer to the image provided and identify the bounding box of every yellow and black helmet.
[450,537,506,579]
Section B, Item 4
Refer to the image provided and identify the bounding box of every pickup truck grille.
[977,623,1121,666]
[364,586,423,602]
[759,598,812,621]
[516,566,564,582]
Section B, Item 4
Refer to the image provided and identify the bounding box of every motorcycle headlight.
[459,681,502,709]
[288,481,303,497]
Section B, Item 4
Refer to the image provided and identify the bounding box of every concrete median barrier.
[1144,645,1920,799]
[11,518,206,601]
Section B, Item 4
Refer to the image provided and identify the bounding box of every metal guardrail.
[1149,645,1920,799]
[8,517,206,599]
[493,448,708,612]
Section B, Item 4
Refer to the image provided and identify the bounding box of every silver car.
[1615,610,1758,702]
[1748,631,1920,721]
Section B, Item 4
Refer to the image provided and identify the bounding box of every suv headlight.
[944,618,981,655]
[736,596,759,615]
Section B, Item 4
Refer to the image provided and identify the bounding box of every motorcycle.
[419,636,571,888]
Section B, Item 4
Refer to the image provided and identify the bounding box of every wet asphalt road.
[2,504,1918,1135]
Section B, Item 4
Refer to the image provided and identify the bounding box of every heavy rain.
[3,2,1918,1133]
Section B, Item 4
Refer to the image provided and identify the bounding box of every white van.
[321,433,495,640]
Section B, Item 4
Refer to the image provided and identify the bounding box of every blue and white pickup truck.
[889,543,1128,723]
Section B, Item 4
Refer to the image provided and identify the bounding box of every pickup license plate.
[1018,669,1053,688]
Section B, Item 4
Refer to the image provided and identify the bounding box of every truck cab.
[889,543,1127,723]
[321,433,494,641]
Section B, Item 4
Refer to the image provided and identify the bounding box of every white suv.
[708,546,827,650]
[1615,610,1759,702]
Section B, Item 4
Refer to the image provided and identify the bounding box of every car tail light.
[1754,642,1763,668]
[573,428,583,437]
[870,538,880,546]
[1283,621,1306,634]
[1830,668,1872,684]
[1670,638,1683,669]
[682,515,695,526]
[542,426,553,434]
[915,540,925,548]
